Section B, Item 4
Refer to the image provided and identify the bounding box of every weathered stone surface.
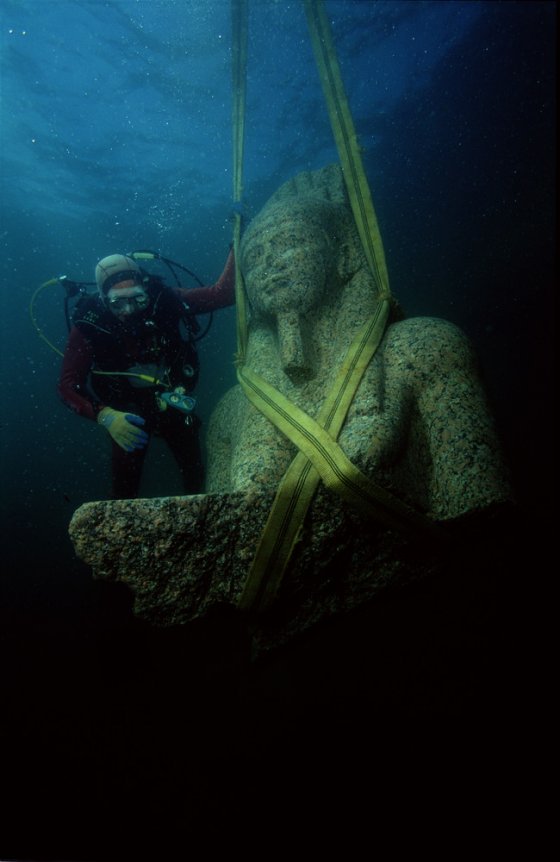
[69,486,445,654]
[208,164,512,517]
[69,164,514,652]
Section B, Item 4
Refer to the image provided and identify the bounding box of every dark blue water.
[0,2,554,857]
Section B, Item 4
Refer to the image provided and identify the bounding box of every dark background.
[1,2,554,858]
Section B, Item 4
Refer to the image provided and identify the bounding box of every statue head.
[240,198,345,319]
[239,166,374,383]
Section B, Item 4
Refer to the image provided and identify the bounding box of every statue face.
[241,216,330,317]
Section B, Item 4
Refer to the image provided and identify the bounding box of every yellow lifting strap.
[231,0,249,364]
[303,0,391,301]
[231,0,440,613]
[238,298,387,612]
[237,301,445,612]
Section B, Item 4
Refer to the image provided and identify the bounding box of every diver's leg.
[110,440,148,499]
[163,413,204,494]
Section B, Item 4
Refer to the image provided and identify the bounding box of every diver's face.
[106,286,150,321]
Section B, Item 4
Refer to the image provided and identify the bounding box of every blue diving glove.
[97,407,149,452]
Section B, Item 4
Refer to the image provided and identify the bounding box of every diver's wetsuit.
[58,251,235,498]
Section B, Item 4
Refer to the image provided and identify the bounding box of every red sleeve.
[177,249,236,314]
[57,327,101,421]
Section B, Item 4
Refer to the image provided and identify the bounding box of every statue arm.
[402,318,513,519]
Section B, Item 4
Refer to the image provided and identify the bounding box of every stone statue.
[207,163,512,521]
[69,164,514,654]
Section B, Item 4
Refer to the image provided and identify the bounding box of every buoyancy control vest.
[72,282,200,414]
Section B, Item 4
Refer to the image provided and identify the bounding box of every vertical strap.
[231,0,249,363]
[303,0,391,300]
[231,3,441,616]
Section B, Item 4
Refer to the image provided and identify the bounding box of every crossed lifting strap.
[232,0,443,614]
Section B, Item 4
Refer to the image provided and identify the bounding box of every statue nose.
[277,311,314,384]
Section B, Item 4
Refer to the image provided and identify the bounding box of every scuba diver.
[57,249,235,499]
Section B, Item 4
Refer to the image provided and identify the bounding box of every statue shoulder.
[383,316,477,379]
